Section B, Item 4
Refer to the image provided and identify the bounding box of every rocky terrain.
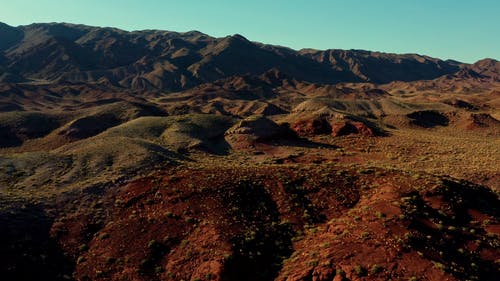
[0,22,499,281]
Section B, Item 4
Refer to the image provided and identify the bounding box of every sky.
[0,0,498,63]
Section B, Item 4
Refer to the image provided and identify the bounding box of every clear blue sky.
[1,0,498,63]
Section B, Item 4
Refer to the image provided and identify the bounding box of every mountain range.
[2,22,498,91]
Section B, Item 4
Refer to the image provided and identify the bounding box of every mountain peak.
[474,58,499,67]
[470,58,500,81]
[230,33,248,40]
[221,33,251,45]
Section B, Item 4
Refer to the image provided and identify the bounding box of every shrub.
[78,244,88,251]
[354,265,367,276]
[371,264,383,274]
[148,239,159,249]
[335,268,346,277]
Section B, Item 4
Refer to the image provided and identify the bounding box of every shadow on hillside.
[219,180,294,281]
[407,110,449,128]
[268,137,339,150]
[0,202,74,281]
[402,179,499,281]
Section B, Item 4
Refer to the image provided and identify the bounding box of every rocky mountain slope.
[0,22,468,90]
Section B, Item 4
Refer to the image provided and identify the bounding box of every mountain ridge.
[4,21,495,91]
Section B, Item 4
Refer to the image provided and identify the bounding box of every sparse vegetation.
[354,264,368,276]
[371,264,383,274]
[0,21,499,281]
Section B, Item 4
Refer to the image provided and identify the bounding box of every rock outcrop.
[331,121,376,137]
[225,116,294,149]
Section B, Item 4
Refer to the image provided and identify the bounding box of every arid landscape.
[0,22,499,281]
